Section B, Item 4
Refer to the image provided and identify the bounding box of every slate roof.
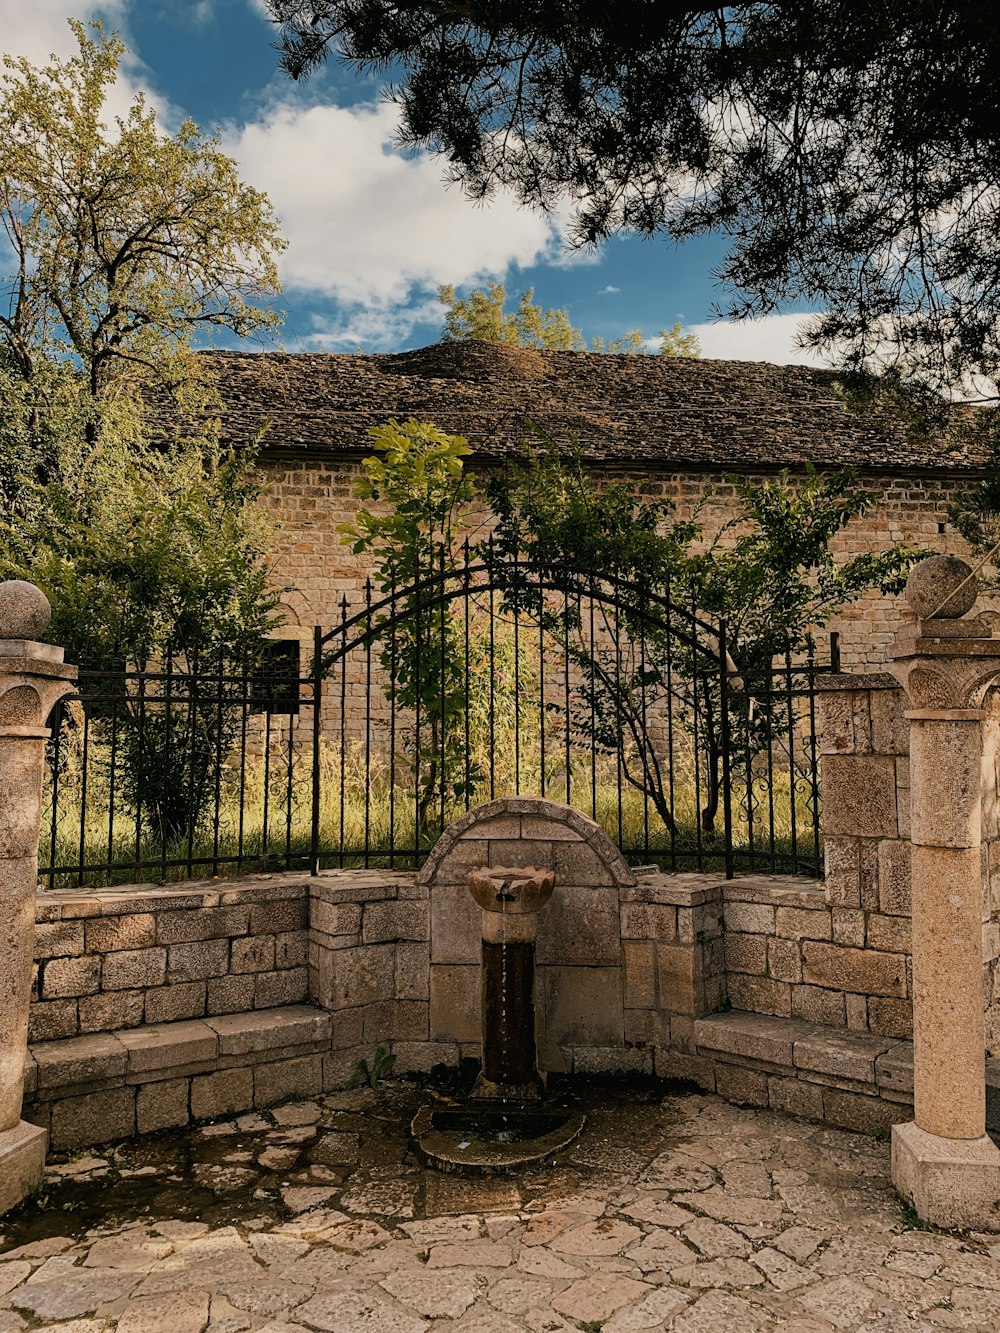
[178,341,989,474]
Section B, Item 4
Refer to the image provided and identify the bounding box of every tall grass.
[40,723,818,889]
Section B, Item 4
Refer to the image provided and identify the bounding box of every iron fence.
[40,553,837,888]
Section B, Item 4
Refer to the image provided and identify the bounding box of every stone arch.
[416,796,637,888]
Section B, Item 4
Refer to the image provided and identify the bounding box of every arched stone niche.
[416,797,640,1071]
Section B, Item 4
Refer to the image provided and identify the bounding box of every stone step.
[22,1003,335,1151]
[694,1009,1000,1138]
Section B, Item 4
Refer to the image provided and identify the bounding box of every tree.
[438,283,700,356]
[0,400,282,844]
[338,419,482,842]
[0,20,288,847]
[267,1,1000,401]
[1,20,284,434]
[485,441,924,834]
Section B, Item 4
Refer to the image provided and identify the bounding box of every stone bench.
[692,1009,1000,1137]
[22,1004,336,1151]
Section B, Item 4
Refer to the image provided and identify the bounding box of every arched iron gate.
[40,550,829,888]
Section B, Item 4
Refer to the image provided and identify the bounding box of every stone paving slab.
[2,1082,1000,1332]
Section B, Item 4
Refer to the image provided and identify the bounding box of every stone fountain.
[411,864,585,1174]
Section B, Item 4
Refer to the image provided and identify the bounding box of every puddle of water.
[1,1077,685,1252]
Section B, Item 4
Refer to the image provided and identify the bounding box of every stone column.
[888,555,1000,1229]
[0,581,77,1217]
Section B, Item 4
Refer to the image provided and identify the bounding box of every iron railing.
[40,554,836,888]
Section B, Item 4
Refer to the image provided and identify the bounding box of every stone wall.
[813,671,1000,1052]
[30,878,309,1043]
[260,456,984,672]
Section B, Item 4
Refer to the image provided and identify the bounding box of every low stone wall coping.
[22,1004,335,1150]
[814,671,901,692]
[37,872,313,920]
[722,877,826,908]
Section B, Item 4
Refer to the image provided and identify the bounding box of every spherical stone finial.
[905,554,978,620]
[0,579,52,641]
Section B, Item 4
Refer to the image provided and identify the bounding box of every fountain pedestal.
[411,859,584,1174]
[468,866,555,1101]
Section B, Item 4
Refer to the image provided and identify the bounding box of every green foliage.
[438,284,699,357]
[272,1,1000,402]
[0,20,287,846]
[339,420,481,841]
[0,398,283,843]
[347,1045,397,1091]
[439,282,585,351]
[486,437,925,833]
[0,20,284,419]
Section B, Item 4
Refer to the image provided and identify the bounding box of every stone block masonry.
[259,451,994,678]
[24,1005,332,1149]
[31,875,310,1042]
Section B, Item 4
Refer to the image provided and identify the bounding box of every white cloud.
[0,0,175,127]
[284,296,445,351]
[599,285,621,294]
[190,0,216,29]
[0,0,124,66]
[223,99,573,309]
[689,312,828,366]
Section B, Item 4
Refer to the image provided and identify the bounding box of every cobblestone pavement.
[3,1083,1000,1332]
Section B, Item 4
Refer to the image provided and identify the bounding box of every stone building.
[185,340,992,664]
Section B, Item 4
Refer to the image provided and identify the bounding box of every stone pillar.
[888,555,1000,1229]
[0,581,77,1217]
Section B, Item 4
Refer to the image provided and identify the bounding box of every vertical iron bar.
[262,702,273,860]
[613,565,624,851]
[107,678,119,873]
[488,538,496,801]
[212,656,225,877]
[388,575,397,863]
[513,546,521,793]
[284,656,295,870]
[463,544,471,811]
[745,674,756,874]
[134,670,146,880]
[239,659,249,871]
[563,566,571,807]
[185,667,196,875]
[763,648,777,872]
[339,592,348,868]
[639,593,650,860]
[439,546,446,835]
[807,635,822,875]
[413,552,421,859]
[665,585,676,869]
[161,652,172,882]
[588,576,597,820]
[48,698,64,888]
[538,579,546,798]
[719,619,734,879]
[690,597,703,871]
[77,707,90,886]
[784,643,799,872]
[365,579,373,868]
[310,625,323,875]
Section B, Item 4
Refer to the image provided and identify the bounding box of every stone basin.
[467,865,556,914]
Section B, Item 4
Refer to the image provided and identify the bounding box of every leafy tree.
[268,1,1000,401]
[1,20,284,435]
[338,419,481,842]
[486,442,924,834]
[0,21,288,847]
[0,397,282,844]
[438,283,700,356]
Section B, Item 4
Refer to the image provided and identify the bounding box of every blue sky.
[1,0,821,363]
